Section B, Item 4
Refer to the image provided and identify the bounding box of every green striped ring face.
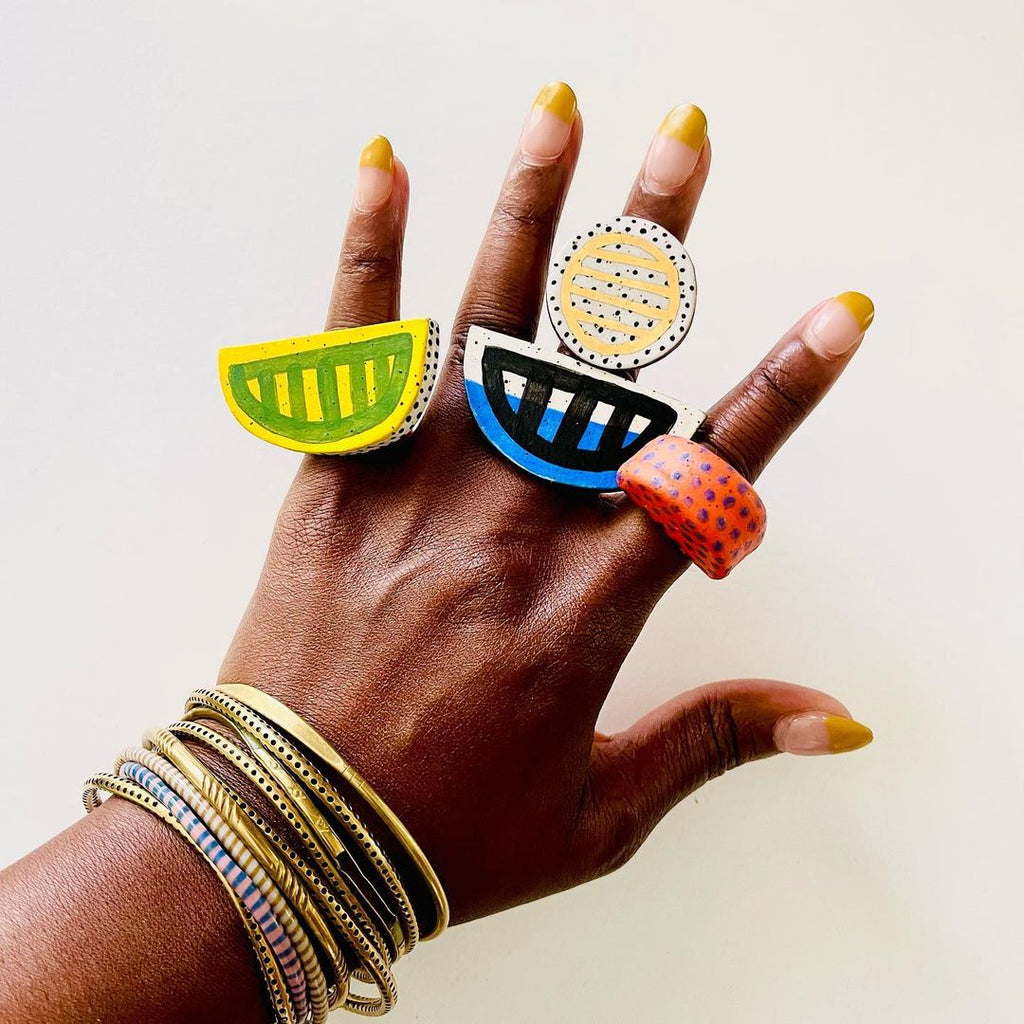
[226,332,414,444]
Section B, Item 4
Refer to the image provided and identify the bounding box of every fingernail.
[520,81,577,166]
[803,291,875,358]
[355,134,394,212]
[642,104,707,196]
[774,713,874,756]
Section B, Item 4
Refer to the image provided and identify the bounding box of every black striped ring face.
[463,327,705,491]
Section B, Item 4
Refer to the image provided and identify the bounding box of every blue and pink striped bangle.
[119,761,309,1018]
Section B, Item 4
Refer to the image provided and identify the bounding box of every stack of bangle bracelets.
[83,684,449,1021]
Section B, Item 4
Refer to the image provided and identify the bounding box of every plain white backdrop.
[2,1,1022,1021]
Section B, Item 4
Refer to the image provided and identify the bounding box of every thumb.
[582,679,872,871]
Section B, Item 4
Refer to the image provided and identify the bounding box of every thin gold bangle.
[119,740,340,1021]
[187,689,424,951]
[218,684,450,939]
[169,715,396,962]
[167,719,399,1014]
[83,773,298,1024]
[169,720,399,1014]
[142,727,334,1022]
[177,705,401,962]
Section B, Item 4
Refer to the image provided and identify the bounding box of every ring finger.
[622,103,711,247]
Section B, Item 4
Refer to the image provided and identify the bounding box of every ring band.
[618,435,766,578]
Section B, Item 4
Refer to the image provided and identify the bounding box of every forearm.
[0,799,266,1024]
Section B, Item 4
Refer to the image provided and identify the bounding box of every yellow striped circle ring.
[545,217,696,370]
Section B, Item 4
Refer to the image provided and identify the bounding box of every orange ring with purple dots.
[617,435,766,579]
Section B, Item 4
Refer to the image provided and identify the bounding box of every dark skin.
[0,90,869,1022]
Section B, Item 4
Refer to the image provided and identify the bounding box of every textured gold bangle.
[83,773,298,1024]
[142,727,334,1022]
[167,719,399,1014]
[177,705,401,962]
[187,688,424,952]
[169,716,396,960]
[119,740,342,1020]
[217,684,450,940]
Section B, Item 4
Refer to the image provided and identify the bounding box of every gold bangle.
[83,773,298,1024]
[169,716,396,961]
[218,684,450,940]
[187,688,424,952]
[119,740,342,1021]
[177,705,401,962]
[142,727,334,1022]
[168,719,399,1014]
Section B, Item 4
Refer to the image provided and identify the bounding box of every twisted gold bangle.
[219,684,450,939]
[176,706,401,962]
[187,688,423,952]
[216,684,448,937]
[142,727,334,1022]
[83,773,298,1024]
[167,719,399,1014]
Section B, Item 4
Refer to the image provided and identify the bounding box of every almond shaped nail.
[355,134,395,212]
[803,291,875,358]
[643,103,707,196]
[520,81,577,165]
[774,712,874,756]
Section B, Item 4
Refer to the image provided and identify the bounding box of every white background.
[1,1,1022,1021]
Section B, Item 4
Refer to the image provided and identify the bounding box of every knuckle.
[583,786,648,880]
[491,194,550,239]
[271,464,347,559]
[452,299,537,356]
[699,351,822,480]
[579,743,656,881]
[688,695,742,781]
[746,356,814,419]
[338,239,399,286]
[598,812,645,877]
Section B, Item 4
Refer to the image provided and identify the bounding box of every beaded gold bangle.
[177,704,401,961]
[142,727,334,1023]
[83,773,299,1024]
[167,719,399,1014]
[85,685,445,1018]
[119,756,312,1017]
[219,684,450,939]
[186,688,423,952]
[119,745,340,1017]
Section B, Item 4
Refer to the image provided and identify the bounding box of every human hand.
[218,84,874,927]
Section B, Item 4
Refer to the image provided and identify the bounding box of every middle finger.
[429,82,583,426]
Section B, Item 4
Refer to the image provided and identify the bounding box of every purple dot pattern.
[617,435,766,579]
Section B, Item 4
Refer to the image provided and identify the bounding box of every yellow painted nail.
[774,711,874,755]
[658,103,708,151]
[521,82,577,165]
[643,104,707,195]
[804,291,875,358]
[359,134,394,172]
[834,291,875,333]
[355,135,395,212]
[532,81,578,124]
[823,714,874,753]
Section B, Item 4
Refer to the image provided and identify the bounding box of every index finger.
[611,292,875,564]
